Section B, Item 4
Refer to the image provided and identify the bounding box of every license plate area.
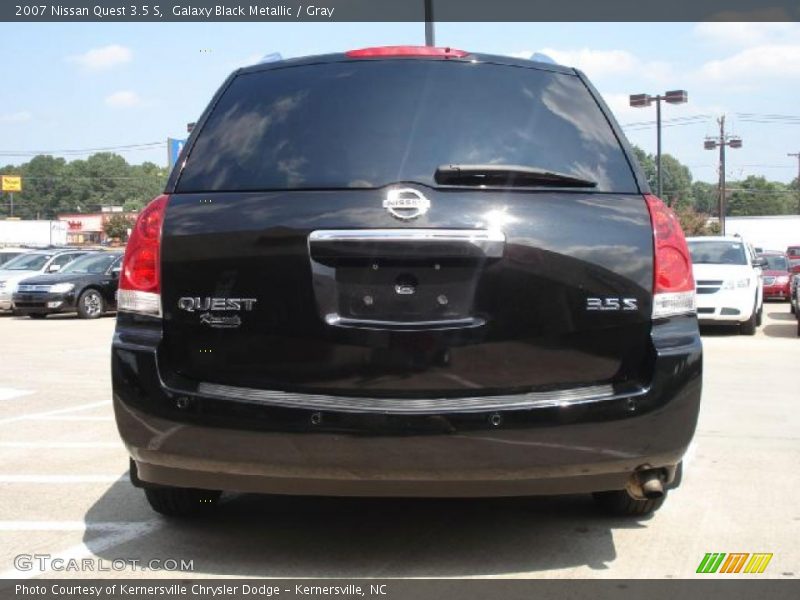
[308,229,504,330]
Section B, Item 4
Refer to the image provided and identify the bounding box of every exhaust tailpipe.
[626,468,665,500]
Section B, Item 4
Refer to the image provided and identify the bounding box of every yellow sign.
[1,176,22,192]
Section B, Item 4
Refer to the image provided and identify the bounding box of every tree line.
[1,149,798,233]
[0,153,167,220]
[631,147,800,234]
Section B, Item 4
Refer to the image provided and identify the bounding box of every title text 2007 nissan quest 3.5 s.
[112,46,702,518]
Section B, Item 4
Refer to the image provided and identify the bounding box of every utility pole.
[719,117,726,234]
[704,115,742,236]
[424,0,435,46]
[789,152,800,214]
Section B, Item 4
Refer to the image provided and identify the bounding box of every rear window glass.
[176,60,637,193]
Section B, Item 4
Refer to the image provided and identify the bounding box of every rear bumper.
[112,315,702,497]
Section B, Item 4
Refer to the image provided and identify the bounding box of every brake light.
[346,46,468,59]
[118,194,169,317]
[644,194,696,319]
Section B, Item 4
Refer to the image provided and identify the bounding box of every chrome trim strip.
[195,382,636,415]
[325,314,484,329]
[309,228,505,258]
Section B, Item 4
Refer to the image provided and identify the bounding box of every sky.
[1,21,799,185]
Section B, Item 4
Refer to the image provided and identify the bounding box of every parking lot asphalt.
[0,306,798,580]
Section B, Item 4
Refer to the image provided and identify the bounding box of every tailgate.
[159,189,653,397]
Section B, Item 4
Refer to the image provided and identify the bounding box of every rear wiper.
[434,164,597,188]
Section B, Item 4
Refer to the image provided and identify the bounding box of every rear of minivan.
[112,47,702,517]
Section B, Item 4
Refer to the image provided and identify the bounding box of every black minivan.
[112,46,702,517]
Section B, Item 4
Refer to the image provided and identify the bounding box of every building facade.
[57,206,137,245]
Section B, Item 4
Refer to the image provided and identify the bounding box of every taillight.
[118,194,169,317]
[644,194,696,319]
[346,46,468,59]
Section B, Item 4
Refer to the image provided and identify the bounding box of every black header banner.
[3,0,800,22]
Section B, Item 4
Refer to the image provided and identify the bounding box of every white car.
[687,236,764,335]
[0,249,90,311]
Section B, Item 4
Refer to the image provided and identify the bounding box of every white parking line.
[0,388,33,401]
[0,474,128,483]
[0,520,161,579]
[33,416,114,422]
[0,521,147,532]
[0,442,120,449]
[0,400,110,426]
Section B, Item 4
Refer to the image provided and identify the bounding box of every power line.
[0,142,163,157]
[621,116,710,130]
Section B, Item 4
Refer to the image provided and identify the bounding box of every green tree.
[691,181,718,215]
[0,153,169,218]
[727,176,792,216]
[103,213,135,241]
[788,177,800,215]
[629,146,693,208]
[659,154,693,209]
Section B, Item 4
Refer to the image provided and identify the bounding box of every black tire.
[28,313,47,319]
[791,302,796,315]
[77,289,105,319]
[756,306,763,327]
[144,486,221,517]
[740,308,757,335]
[592,490,666,517]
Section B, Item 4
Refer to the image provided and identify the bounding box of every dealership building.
[57,206,137,245]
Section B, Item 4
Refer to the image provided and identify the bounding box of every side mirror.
[111,267,121,279]
[47,264,62,273]
[753,257,767,269]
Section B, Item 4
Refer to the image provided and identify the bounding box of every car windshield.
[762,255,789,271]
[688,241,747,265]
[1,253,51,271]
[0,252,22,266]
[61,253,118,274]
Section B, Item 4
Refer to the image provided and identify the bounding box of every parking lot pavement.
[0,307,798,580]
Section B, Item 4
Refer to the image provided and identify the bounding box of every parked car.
[688,236,764,334]
[12,252,123,319]
[0,247,28,267]
[113,46,702,518]
[795,280,800,336]
[0,248,92,311]
[758,252,792,301]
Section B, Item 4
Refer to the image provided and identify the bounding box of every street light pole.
[629,90,688,200]
[424,0,435,46]
[704,115,742,236]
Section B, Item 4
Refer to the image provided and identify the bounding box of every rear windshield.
[176,60,637,193]
[688,241,747,266]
